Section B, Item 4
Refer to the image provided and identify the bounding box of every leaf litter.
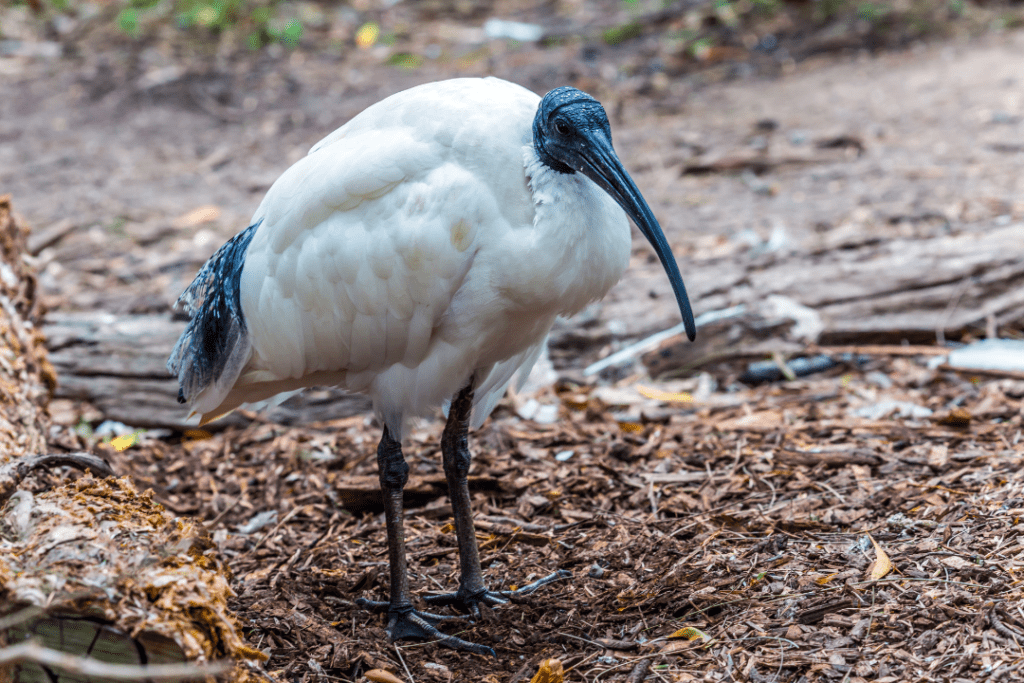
[80,347,1024,682]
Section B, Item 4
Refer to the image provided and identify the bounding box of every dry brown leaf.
[867,533,893,580]
[661,639,700,654]
[941,555,974,570]
[713,410,783,432]
[529,658,564,683]
[364,669,404,683]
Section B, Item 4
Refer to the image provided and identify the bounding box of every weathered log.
[0,198,270,683]
[1,476,270,683]
[637,221,1024,376]
[757,223,1024,344]
[0,196,53,460]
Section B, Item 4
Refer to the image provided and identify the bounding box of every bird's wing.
[240,129,483,380]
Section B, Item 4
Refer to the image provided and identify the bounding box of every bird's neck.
[511,146,631,316]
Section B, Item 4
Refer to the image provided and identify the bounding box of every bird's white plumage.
[187,77,632,436]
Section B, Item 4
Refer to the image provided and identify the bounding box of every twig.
[807,343,950,357]
[590,654,661,682]
[624,658,650,683]
[0,641,231,681]
[478,515,550,533]
[849,577,989,590]
[204,496,241,529]
[563,650,600,675]
[393,643,415,683]
[936,276,972,345]
[556,632,608,649]
[582,305,746,376]
[812,480,846,504]
[771,351,797,381]
[721,636,800,648]
[989,609,1024,651]
[245,504,306,556]
[555,632,638,651]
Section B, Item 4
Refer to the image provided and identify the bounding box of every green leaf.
[280,18,302,46]
[117,7,139,37]
[602,20,642,45]
[387,52,423,70]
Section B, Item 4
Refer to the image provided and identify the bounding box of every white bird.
[168,77,695,656]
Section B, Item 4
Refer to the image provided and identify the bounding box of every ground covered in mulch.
[81,348,1023,682]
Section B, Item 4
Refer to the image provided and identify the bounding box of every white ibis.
[168,77,696,656]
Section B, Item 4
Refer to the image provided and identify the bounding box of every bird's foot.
[424,569,572,617]
[355,599,495,657]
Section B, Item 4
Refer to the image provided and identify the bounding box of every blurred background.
[2,0,1023,428]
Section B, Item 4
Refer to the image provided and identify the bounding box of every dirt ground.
[2,2,1024,681]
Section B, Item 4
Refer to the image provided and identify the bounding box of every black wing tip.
[168,220,261,402]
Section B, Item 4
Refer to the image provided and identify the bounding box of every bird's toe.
[425,569,572,614]
[512,569,573,596]
[354,597,389,613]
[384,606,495,657]
[423,588,508,615]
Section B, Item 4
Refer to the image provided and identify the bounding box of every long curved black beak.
[574,130,696,341]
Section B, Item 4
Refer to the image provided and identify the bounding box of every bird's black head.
[533,86,613,175]
[531,86,698,342]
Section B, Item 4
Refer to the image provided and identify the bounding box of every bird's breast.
[487,147,632,317]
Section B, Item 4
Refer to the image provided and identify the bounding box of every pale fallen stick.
[0,641,231,681]
[583,305,746,376]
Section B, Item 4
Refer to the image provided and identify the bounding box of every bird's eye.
[554,119,570,136]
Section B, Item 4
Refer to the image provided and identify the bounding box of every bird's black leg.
[424,384,571,617]
[356,426,494,656]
